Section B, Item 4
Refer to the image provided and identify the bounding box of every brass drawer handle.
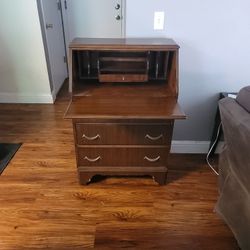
[82,134,100,141]
[144,156,160,162]
[84,156,101,162]
[145,134,163,141]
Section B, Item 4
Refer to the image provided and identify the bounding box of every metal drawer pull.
[144,156,160,162]
[84,156,101,162]
[82,134,100,141]
[145,134,163,141]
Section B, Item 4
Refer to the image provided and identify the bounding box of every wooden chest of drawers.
[72,120,173,184]
[65,38,186,185]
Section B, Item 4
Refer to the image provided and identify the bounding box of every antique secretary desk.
[64,38,186,185]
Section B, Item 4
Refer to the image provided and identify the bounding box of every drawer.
[99,74,148,83]
[75,123,173,145]
[77,147,169,167]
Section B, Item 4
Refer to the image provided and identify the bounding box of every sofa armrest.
[236,86,250,113]
[219,97,250,194]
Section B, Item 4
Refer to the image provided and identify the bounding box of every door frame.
[37,0,68,102]
[121,0,126,38]
[37,0,54,93]
[37,0,126,101]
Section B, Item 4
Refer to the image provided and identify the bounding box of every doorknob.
[115,3,120,10]
[115,15,121,21]
[46,23,53,29]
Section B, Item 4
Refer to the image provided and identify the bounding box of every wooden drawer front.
[99,74,148,83]
[77,147,169,167]
[75,123,173,145]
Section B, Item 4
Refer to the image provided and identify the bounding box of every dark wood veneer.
[75,123,172,145]
[77,146,169,167]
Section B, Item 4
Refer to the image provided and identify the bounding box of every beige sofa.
[216,86,250,250]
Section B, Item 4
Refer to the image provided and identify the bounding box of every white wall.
[126,0,250,142]
[0,0,52,103]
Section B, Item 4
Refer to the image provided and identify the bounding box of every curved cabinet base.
[78,167,167,185]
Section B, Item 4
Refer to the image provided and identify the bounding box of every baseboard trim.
[171,140,224,154]
[0,92,54,104]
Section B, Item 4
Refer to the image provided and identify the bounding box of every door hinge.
[57,1,62,11]
[64,0,68,10]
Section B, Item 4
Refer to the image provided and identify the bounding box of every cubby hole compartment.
[99,51,148,63]
[72,51,98,95]
[99,61,147,74]
[148,51,173,80]
[98,51,149,83]
[74,51,99,80]
[99,51,148,72]
[72,50,174,88]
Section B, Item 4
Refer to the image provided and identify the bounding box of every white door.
[62,0,124,49]
[39,0,68,99]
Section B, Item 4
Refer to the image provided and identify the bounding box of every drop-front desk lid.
[65,95,186,120]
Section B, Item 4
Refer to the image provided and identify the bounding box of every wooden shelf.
[99,74,148,83]
[99,57,147,62]
[100,67,146,73]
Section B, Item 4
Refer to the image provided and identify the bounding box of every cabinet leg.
[78,172,95,185]
[153,172,167,185]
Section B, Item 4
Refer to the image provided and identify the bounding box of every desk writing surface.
[65,96,185,120]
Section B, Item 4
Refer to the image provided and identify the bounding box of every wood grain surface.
[69,38,179,50]
[0,84,238,249]
[65,96,185,119]
[75,122,172,145]
[76,146,169,167]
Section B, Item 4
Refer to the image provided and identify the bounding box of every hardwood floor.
[0,85,238,250]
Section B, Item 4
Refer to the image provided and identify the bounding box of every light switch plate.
[154,11,165,30]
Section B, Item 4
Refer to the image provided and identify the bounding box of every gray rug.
[0,143,22,174]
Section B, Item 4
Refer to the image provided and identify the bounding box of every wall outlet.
[154,11,165,30]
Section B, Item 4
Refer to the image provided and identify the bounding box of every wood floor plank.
[0,84,238,249]
[94,224,238,250]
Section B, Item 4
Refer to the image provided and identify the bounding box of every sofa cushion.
[236,86,250,112]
